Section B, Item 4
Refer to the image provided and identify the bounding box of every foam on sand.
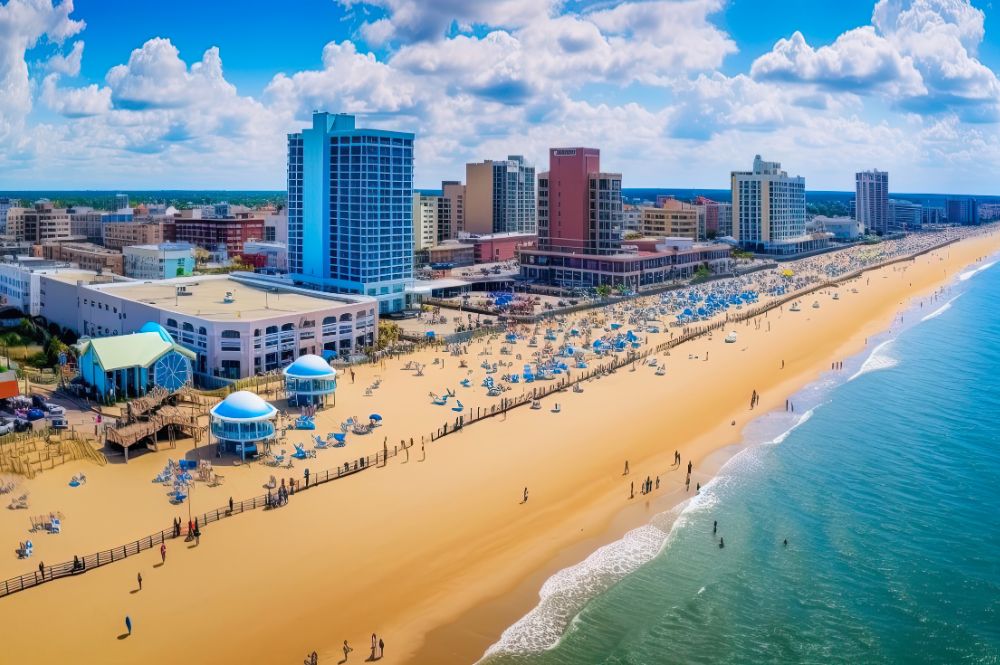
[958,260,997,282]
[921,294,961,322]
[849,339,898,381]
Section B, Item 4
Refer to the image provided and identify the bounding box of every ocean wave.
[958,260,997,282]
[479,487,723,661]
[771,407,816,444]
[920,294,961,322]
[849,339,898,381]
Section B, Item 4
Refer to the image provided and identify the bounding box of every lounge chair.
[8,492,28,510]
[50,518,61,534]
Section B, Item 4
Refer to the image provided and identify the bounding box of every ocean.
[482,257,1000,665]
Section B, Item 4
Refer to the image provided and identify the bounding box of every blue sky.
[3,0,1000,193]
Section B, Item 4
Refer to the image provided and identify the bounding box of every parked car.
[47,415,69,430]
[8,417,30,432]
[0,419,15,435]
[43,403,65,416]
[25,408,45,421]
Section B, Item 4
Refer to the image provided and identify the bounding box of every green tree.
[594,284,612,299]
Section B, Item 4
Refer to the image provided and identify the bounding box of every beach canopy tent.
[210,390,278,461]
[76,322,195,398]
[282,354,338,407]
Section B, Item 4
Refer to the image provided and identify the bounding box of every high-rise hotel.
[732,155,827,255]
[287,112,414,313]
[855,169,889,234]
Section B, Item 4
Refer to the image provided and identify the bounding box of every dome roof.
[138,321,174,344]
[283,354,337,378]
[211,390,277,421]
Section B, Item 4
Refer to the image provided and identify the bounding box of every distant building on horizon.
[888,199,922,231]
[693,195,733,238]
[287,112,413,313]
[464,156,536,235]
[439,181,465,242]
[945,198,980,225]
[855,170,889,234]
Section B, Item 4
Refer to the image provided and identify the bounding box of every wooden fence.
[0,237,956,599]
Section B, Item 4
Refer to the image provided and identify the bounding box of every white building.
[412,193,439,252]
[856,170,889,234]
[242,240,288,272]
[123,243,196,280]
[732,155,827,255]
[813,215,863,240]
[888,199,922,231]
[37,272,376,383]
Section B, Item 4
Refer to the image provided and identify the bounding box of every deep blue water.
[485,258,1000,664]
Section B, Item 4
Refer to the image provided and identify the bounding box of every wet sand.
[0,231,998,665]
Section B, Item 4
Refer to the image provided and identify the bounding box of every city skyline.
[3,0,1000,193]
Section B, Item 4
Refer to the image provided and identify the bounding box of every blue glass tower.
[288,112,414,313]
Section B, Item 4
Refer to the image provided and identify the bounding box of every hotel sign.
[552,149,577,156]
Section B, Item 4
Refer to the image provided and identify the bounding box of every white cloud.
[752,0,1000,121]
[751,28,925,97]
[339,0,556,44]
[41,72,111,116]
[0,0,84,142]
[44,38,84,75]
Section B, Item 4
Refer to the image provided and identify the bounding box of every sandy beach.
[1,229,999,665]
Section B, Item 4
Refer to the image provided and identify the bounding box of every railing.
[0,237,959,599]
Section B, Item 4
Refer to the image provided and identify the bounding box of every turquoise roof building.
[76,322,195,399]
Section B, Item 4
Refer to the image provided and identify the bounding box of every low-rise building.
[640,198,701,239]
[174,208,265,257]
[461,232,535,263]
[813,215,863,240]
[123,243,195,280]
[102,219,166,250]
[38,272,377,382]
[520,238,732,288]
[39,241,124,275]
[427,241,475,267]
[241,241,287,272]
[7,200,72,244]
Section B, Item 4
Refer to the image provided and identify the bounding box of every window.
[182,322,194,332]
[221,330,240,339]
[166,318,178,328]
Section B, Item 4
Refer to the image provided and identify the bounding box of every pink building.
[538,148,621,254]
[468,232,535,263]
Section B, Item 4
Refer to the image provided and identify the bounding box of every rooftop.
[85,275,373,321]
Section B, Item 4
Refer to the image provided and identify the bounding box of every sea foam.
[849,339,898,381]
[921,294,961,322]
[958,260,997,282]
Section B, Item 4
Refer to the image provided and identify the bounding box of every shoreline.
[0,231,997,665]
[409,233,999,665]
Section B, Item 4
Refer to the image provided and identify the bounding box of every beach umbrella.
[369,414,382,421]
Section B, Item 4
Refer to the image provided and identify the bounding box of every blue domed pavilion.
[210,390,278,461]
[283,354,337,407]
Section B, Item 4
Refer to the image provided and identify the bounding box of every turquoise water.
[485,258,1000,665]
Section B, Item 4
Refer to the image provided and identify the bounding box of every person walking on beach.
[229,496,234,514]
[379,637,384,659]
[688,460,693,475]
[137,572,142,591]
[159,543,166,564]
[655,476,660,490]
[630,481,634,499]
[342,639,353,662]
[38,561,45,580]
[125,615,132,637]
[623,460,629,475]
[371,634,377,661]
[522,487,529,504]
